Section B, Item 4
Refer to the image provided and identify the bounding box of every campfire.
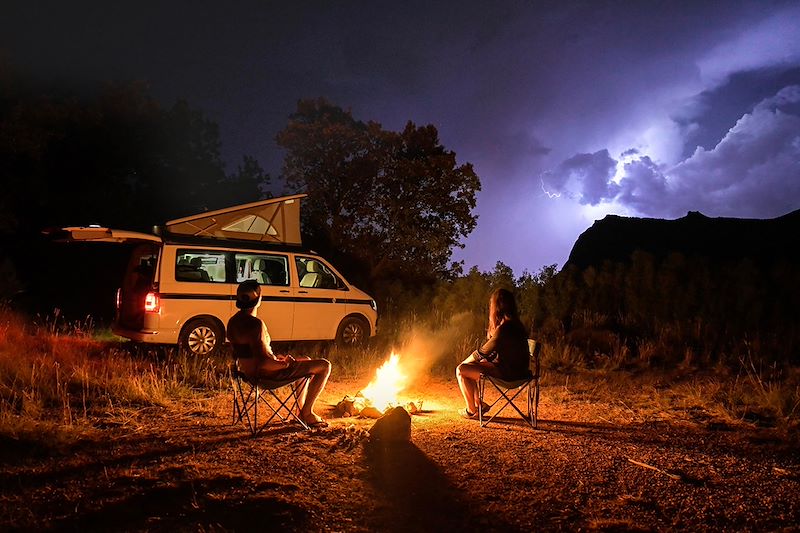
[336,352,423,418]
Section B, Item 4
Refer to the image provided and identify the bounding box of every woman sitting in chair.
[227,280,331,428]
[456,287,529,419]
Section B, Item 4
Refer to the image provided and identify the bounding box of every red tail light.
[115,288,121,310]
[144,292,160,313]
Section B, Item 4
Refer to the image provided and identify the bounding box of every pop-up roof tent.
[53,194,306,245]
[158,194,306,245]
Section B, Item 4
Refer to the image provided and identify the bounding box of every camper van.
[56,194,378,356]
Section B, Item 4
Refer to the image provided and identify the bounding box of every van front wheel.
[180,319,223,357]
[336,317,369,347]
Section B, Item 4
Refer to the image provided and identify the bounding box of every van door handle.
[280,290,290,293]
[298,290,308,294]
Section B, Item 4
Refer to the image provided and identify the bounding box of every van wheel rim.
[188,326,216,355]
[342,323,364,344]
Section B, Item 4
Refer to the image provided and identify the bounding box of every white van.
[56,194,378,356]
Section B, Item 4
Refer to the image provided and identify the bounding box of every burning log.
[335,394,367,417]
[334,394,423,418]
[360,406,384,419]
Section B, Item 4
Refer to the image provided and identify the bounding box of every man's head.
[236,279,261,310]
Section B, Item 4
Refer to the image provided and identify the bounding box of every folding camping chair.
[230,361,311,435]
[478,339,542,428]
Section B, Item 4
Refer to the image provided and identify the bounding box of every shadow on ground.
[363,439,519,532]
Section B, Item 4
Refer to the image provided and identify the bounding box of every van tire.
[336,317,369,347]
[180,318,224,357]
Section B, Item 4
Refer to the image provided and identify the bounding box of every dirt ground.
[1,376,798,532]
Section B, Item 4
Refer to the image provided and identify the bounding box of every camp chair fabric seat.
[230,363,311,435]
[478,339,541,428]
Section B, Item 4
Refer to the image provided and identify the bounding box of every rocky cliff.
[566,209,800,270]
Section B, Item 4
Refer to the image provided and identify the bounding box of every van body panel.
[255,289,295,340]
[292,286,350,339]
[344,289,379,335]
[110,324,162,343]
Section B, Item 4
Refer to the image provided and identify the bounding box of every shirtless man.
[227,280,331,427]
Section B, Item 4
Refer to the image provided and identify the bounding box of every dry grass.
[1,307,798,449]
[0,308,228,447]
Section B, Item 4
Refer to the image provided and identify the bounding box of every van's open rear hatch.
[49,227,162,244]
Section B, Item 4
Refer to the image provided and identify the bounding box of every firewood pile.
[334,392,423,419]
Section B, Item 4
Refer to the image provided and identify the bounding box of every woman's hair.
[488,287,521,335]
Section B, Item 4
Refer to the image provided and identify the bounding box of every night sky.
[4,1,799,274]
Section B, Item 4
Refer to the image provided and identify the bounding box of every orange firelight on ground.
[360,352,407,412]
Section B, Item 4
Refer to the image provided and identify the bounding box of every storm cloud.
[545,84,800,219]
[541,150,618,205]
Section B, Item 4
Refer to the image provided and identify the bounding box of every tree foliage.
[276,98,480,292]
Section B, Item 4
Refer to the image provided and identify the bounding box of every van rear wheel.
[336,317,369,347]
[180,318,223,357]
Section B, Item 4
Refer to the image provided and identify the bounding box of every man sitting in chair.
[227,280,331,428]
[455,288,529,419]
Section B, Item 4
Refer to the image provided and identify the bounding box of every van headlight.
[370,299,377,311]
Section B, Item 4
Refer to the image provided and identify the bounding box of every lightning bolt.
[540,178,561,199]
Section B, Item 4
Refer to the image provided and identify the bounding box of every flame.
[360,352,407,412]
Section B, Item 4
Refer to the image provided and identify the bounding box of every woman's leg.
[456,351,479,413]
[456,360,493,413]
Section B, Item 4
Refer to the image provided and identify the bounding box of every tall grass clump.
[0,308,228,442]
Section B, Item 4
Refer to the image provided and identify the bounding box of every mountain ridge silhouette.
[566,208,800,270]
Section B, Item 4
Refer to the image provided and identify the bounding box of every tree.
[276,98,480,291]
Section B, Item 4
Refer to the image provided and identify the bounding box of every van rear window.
[175,250,227,283]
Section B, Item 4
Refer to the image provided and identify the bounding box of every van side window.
[235,253,289,286]
[175,250,227,283]
[295,256,343,289]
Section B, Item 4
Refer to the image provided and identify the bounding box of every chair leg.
[231,375,258,433]
[252,387,271,435]
[527,382,533,427]
[478,376,485,425]
[251,378,312,433]
[232,377,314,435]
[231,377,238,425]
[481,380,533,427]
